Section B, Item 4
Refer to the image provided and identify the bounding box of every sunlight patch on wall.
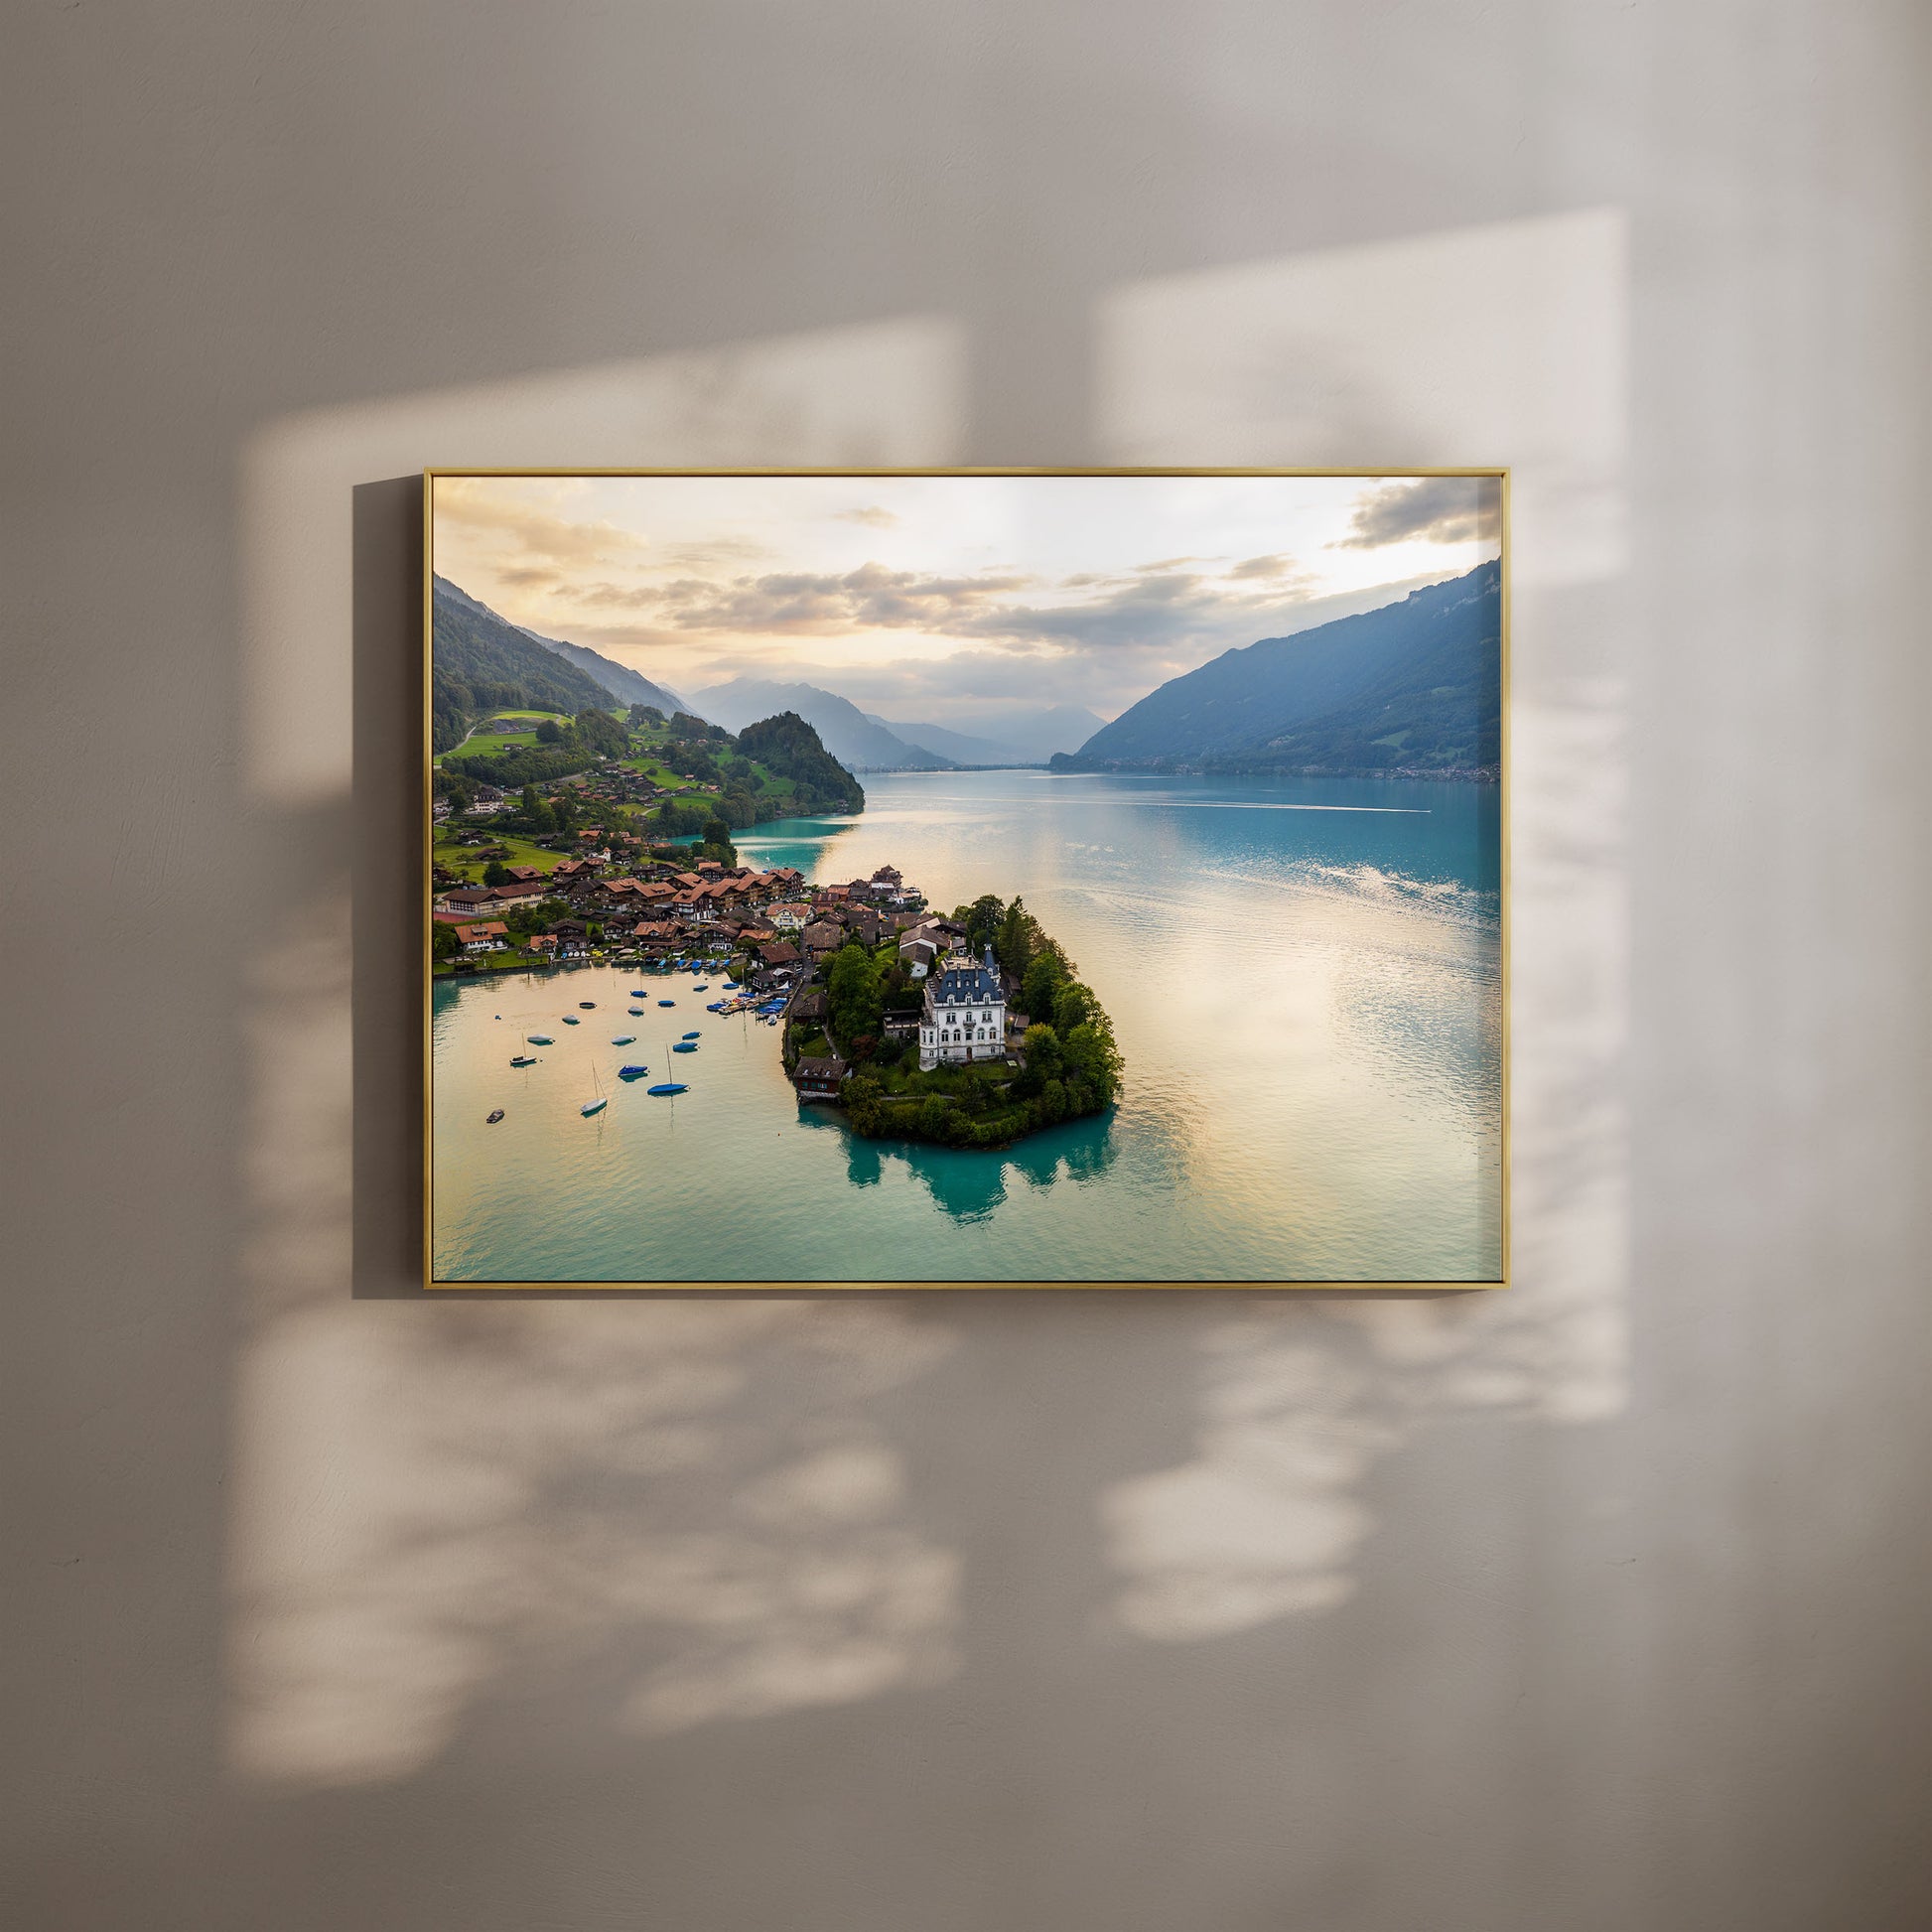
[240,316,968,805]
[1093,215,1630,1641]
[229,319,967,1786]
[1096,208,1627,589]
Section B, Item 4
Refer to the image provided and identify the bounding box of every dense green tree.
[534,718,563,744]
[1060,1019,1122,1104]
[996,897,1034,979]
[1022,1022,1062,1084]
[573,708,630,758]
[1021,948,1066,1021]
[701,815,733,850]
[482,861,511,887]
[431,921,461,961]
[626,702,666,729]
[1051,980,1092,1034]
[827,941,885,1048]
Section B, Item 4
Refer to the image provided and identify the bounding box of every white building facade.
[918,947,1007,1070]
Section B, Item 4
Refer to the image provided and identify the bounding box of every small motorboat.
[526,1035,553,1044]
[629,990,648,998]
[671,1041,698,1054]
[561,1016,580,1025]
[681,1030,701,1039]
[580,1097,608,1117]
[578,1001,596,1009]
[692,983,709,991]
[658,999,676,1008]
[618,1064,650,1080]
[510,1055,536,1067]
[646,1082,688,1096]
[485,1109,504,1124]
[628,1008,645,1016]
[612,1035,635,1045]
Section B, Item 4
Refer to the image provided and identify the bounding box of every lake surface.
[431,769,1502,1283]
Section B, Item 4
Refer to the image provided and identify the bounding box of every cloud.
[831,505,899,528]
[1334,477,1502,549]
[435,481,642,569]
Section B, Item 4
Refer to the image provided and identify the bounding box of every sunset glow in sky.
[432,473,1501,724]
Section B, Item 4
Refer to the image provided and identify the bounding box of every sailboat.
[580,1059,609,1117]
[647,1037,688,1095]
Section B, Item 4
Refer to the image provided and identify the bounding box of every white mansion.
[918,946,1008,1070]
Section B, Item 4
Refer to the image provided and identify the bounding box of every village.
[433,825,1119,1145]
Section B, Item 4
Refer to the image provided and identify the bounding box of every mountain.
[734,712,866,815]
[518,625,687,719]
[864,717,1036,766]
[861,706,1111,765]
[1058,559,1501,777]
[966,705,1108,759]
[430,575,617,752]
[690,679,953,770]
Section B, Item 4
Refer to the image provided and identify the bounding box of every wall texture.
[4,4,1928,1929]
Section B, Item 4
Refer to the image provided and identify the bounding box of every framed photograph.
[425,470,1506,1289]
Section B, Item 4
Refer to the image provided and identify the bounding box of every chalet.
[898,937,937,979]
[504,866,544,884]
[438,887,495,915]
[759,939,801,970]
[766,901,812,930]
[790,988,829,1023]
[465,784,508,816]
[918,946,1007,1070]
[524,932,559,955]
[487,882,544,907]
[462,920,509,954]
[800,921,844,959]
[792,1055,848,1103]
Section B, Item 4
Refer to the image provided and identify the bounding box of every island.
[781,887,1123,1150]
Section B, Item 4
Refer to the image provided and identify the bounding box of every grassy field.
[433,832,572,883]
[873,1057,1015,1100]
[434,709,569,768]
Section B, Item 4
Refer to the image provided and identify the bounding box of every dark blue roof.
[931,963,1001,1004]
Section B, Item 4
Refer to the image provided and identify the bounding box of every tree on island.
[827,940,885,1048]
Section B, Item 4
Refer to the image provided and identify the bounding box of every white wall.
[5,4,1928,1928]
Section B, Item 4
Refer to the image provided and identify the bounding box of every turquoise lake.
[431,769,1502,1283]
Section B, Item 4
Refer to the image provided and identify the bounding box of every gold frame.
[422,467,1510,1292]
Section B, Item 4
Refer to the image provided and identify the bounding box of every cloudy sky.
[432,473,1500,726]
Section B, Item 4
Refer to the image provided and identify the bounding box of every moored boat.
[646,1082,688,1096]
[485,1109,504,1124]
[612,1035,635,1044]
[526,1035,553,1044]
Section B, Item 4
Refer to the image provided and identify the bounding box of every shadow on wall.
[222,214,1632,1920]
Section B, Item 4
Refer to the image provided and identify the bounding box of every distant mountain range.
[863,706,1107,766]
[689,679,955,770]
[517,624,687,718]
[1055,559,1501,778]
[431,576,686,749]
[431,577,619,751]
